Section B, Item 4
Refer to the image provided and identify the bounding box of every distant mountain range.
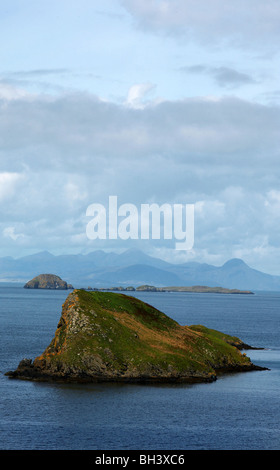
[1,249,280,291]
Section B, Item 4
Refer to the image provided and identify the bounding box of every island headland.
[6,289,266,384]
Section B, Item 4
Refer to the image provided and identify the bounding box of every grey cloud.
[5,69,101,81]
[1,89,280,264]
[8,69,70,77]
[0,69,102,96]
[0,92,279,169]
[182,65,257,88]
[121,0,280,49]
[0,91,280,201]
[213,68,257,87]
[260,90,280,105]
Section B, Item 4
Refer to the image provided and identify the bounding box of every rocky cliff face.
[24,274,73,290]
[6,290,266,384]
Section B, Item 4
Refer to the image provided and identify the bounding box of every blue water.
[0,287,280,450]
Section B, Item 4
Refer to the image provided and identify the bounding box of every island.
[136,285,254,294]
[86,285,254,294]
[24,274,74,290]
[6,289,266,384]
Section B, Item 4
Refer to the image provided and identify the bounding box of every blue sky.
[1,0,280,274]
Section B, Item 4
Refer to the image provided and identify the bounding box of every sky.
[1,0,280,274]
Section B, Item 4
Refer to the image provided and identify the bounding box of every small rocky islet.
[24,274,73,290]
[6,289,266,384]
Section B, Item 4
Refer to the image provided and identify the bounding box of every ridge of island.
[6,289,266,384]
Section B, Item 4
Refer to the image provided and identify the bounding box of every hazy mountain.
[1,249,280,291]
[85,264,183,288]
[166,258,280,291]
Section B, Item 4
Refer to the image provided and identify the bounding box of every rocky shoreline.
[5,357,267,384]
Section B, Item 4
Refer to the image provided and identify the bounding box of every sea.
[0,284,280,451]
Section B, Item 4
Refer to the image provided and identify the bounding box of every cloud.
[8,69,70,78]
[126,83,156,108]
[0,88,279,271]
[181,65,257,89]
[0,172,24,201]
[3,226,25,241]
[1,91,279,175]
[0,81,31,101]
[64,181,88,202]
[121,0,280,49]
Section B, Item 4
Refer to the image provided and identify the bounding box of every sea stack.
[6,290,266,384]
[24,274,73,290]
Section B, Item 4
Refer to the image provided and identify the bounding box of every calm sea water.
[0,286,280,450]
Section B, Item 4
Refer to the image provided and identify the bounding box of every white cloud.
[0,82,31,101]
[64,182,87,202]
[3,226,25,241]
[126,83,156,108]
[0,172,24,201]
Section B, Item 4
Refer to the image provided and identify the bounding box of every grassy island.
[6,289,266,384]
